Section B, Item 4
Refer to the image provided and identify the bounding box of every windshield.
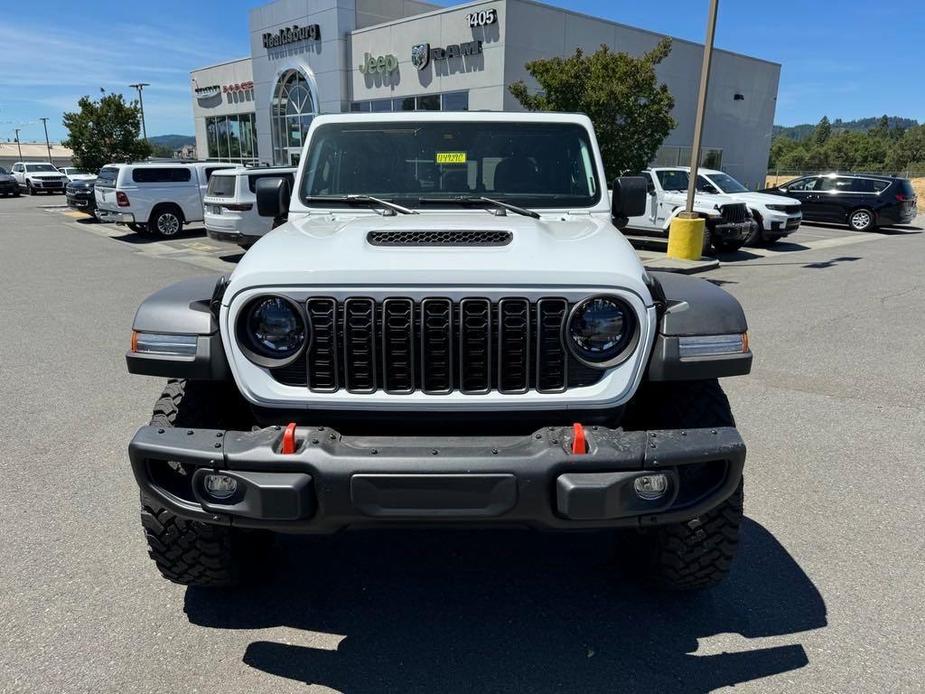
[707,172,748,194]
[655,170,689,191]
[0,167,7,175]
[25,164,58,172]
[300,121,600,209]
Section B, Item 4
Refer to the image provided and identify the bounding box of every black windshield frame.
[299,121,602,210]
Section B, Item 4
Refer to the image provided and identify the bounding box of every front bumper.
[206,228,255,244]
[0,181,17,193]
[96,209,135,224]
[31,179,66,190]
[710,219,754,242]
[765,213,802,235]
[66,194,95,210]
[129,424,745,532]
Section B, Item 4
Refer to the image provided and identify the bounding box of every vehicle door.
[654,169,689,227]
[11,163,24,185]
[777,176,822,218]
[625,171,660,231]
[811,176,854,221]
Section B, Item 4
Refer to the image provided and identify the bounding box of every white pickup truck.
[626,167,757,253]
[95,162,235,237]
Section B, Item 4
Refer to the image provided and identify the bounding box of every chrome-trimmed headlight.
[236,295,308,367]
[564,295,638,369]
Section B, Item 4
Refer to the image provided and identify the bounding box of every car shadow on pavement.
[184,518,826,693]
[110,227,207,244]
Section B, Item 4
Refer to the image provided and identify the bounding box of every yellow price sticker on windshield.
[436,151,467,164]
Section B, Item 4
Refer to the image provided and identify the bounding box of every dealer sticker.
[436,152,467,164]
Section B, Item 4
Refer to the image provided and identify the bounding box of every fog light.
[633,473,669,501]
[203,473,238,500]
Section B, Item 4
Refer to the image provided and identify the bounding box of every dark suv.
[763,174,917,231]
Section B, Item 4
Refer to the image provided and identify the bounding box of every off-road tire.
[621,379,744,590]
[140,379,265,587]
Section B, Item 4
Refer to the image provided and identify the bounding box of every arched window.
[271,70,317,165]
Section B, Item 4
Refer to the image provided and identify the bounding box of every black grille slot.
[498,299,530,393]
[421,299,453,393]
[459,299,492,394]
[367,230,513,246]
[536,299,568,392]
[306,298,338,392]
[720,204,747,224]
[268,296,610,394]
[343,298,377,393]
[382,299,415,393]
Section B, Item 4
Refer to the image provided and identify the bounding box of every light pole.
[129,83,150,141]
[666,0,719,260]
[40,117,52,161]
[14,128,22,159]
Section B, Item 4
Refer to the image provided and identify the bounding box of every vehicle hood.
[225,212,652,303]
[68,174,97,181]
[0,174,15,183]
[732,191,801,207]
[659,189,741,213]
[67,180,94,190]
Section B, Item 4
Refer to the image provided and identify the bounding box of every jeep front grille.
[270,297,606,394]
[720,203,748,224]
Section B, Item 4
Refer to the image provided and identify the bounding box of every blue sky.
[2,0,922,143]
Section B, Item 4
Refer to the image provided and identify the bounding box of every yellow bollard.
[666,214,705,260]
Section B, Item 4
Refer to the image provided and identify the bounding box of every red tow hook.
[281,422,298,454]
[571,423,588,455]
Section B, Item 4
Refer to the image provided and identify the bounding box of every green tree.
[813,116,832,145]
[62,93,152,172]
[508,40,676,180]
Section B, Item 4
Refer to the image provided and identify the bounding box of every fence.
[765,170,925,200]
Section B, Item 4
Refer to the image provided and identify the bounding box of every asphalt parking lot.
[1,194,923,693]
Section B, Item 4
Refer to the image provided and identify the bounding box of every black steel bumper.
[710,219,755,241]
[129,424,745,533]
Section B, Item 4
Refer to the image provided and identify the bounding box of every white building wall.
[501,0,780,187]
[190,58,255,160]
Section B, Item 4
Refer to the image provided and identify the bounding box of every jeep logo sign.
[411,40,483,70]
[262,24,321,49]
[358,52,398,75]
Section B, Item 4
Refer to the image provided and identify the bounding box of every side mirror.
[778,186,788,193]
[611,176,647,220]
[255,176,291,223]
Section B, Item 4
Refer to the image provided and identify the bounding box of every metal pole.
[14,128,22,159]
[129,83,150,141]
[40,117,52,161]
[683,0,719,215]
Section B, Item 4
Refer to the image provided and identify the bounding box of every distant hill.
[773,116,918,141]
[148,134,195,149]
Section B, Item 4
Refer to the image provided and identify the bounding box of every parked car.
[203,166,297,248]
[65,179,96,217]
[693,168,802,245]
[9,161,68,194]
[58,167,96,182]
[94,162,236,237]
[762,173,918,232]
[0,166,19,197]
[626,167,756,252]
[125,112,753,592]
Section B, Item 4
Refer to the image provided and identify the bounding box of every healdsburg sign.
[262,24,321,49]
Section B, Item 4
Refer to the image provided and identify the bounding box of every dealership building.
[190,0,781,187]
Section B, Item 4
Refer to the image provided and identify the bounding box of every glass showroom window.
[205,114,258,163]
[272,70,317,165]
[350,91,469,113]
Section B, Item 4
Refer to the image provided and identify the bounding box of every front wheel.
[621,379,744,590]
[140,379,267,587]
[848,208,876,232]
[27,182,36,196]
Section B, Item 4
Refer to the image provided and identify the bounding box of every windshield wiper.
[417,196,540,219]
[305,194,418,215]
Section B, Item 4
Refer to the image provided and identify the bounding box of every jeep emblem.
[411,43,431,70]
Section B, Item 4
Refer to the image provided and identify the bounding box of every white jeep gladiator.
[626,167,757,253]
[125,112,753,591]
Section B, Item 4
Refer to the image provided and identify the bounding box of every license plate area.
[350,473,517,518]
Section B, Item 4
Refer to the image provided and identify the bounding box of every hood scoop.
[367,230,513,247]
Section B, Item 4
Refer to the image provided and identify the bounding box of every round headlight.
[238,296,307,364]
[565,295,637,368]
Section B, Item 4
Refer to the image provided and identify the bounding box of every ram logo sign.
[412,40,482,70]
[411,43,431,70]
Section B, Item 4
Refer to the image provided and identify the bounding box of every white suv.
[203,167,296,247]
[9,162,69,195]
[94,162,235,237]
